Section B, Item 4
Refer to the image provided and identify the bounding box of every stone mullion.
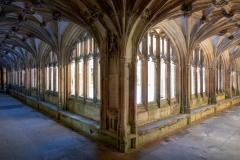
[34,68,36,88]
[161,36,165,101]
[211,68,216,104]
[17,71,19,87]
[11,72,13,89]
[219,60,222,91]
[93,40,98,102]
[194,48,197,97]
[48,65,50,90]
[27,68,31,95]
[226,69,232,99]
[129,59,137,148]
[37,66,41,100]
[199,50,203,96]
[186,64,191,113]
[39,66,45,101]
[141,34,148,109]
[166,38,171,104]
[236,72,239,95]
[99,52,108,130]
[53,65,56,92]
[149,33,154,102]
[75,50,78,97]
[20,70,22,87]
[76,43,80,96]
[84,38,88,100]
[20,70,21,87]
[216,66,219,93]
[155,34,160,106]
[179,64,183,112]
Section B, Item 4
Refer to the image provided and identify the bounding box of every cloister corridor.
[1,92,240,160]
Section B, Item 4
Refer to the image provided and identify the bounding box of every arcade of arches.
[1,0,240,153]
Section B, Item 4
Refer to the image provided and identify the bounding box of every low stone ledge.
[58,110,100,142]
[38,101,58,119]
[138,97,240,147]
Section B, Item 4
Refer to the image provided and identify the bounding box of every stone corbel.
[140,8,151,21]
[181,3,193,17]
[212,0,228,8]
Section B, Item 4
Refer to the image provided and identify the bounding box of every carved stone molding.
[52,11,61,21]
[223,10,234,18]
[140,9,151,21]
[0,0,12,5]
[236,23,240,28]
[218,29,227,36]
[181,3,192,17]
[200,15,209,24]
[12,26,19,33]
[84,5,103,25]
[108,32,118,58]
[40,21,46,27]
[212,0,228,8]
[31,0,43,7]
[228,35,234,40]
[23,9,35,15]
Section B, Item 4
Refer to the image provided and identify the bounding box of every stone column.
[118,58,129,152]
[100,56,108,129]
[58,61,67,110]
[129,59,137,148]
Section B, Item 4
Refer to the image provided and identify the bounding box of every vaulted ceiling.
[1,0,240,70]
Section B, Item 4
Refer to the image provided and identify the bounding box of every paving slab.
[1,92,240,159]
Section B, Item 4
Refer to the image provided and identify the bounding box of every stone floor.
[0,92,240,160]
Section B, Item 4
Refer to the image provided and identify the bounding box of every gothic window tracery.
[70,36,100,102]
[45,51,58,92]
[137,32,178,105]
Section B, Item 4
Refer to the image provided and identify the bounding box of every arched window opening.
[79,57,84,97]
[137,55,142,104]
[50,65,53,91]
[71,36,100,101]
[232,70,236,90]
[45,51,58,92]
[31,67,35,88]
[97,57,101,100]
[46,66,49,90]
[70,58,76,95]
[148,57,155,102]
[160,58,166,99]
[22,70,25,87]
[191,65,195,95]
[197,66,200,93]
[88,56,94,99]
[55,65,58,92]
[170,47,176,98]
[203,67,206,93]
